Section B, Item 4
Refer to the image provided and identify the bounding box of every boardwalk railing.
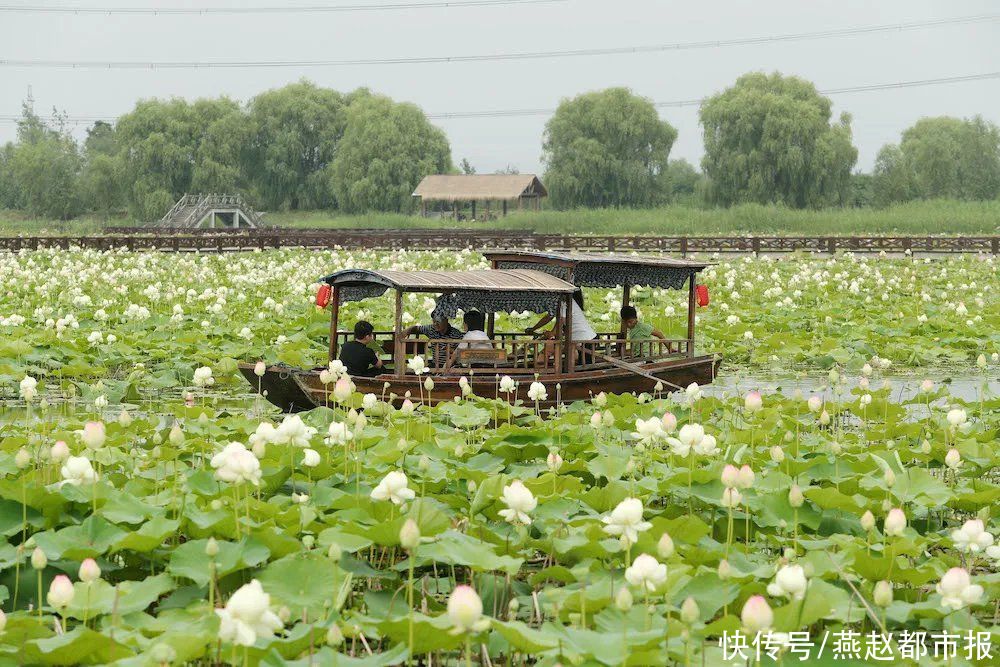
[2,232,998,254]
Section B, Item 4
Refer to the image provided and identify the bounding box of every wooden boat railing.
[332,330,690,376]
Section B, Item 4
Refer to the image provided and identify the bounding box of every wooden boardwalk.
[2,229,998,255]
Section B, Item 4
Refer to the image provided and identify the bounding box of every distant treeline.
[1,74,998,221]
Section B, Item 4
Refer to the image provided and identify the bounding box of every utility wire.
[0,0,564,14]
[0,13,997,68]
[2,71,997,125]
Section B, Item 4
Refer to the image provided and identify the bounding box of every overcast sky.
[1,0,998,174]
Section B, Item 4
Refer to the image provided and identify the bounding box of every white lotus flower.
[592,391,607,407]
[60,455,98,486]
[193,366,214,387]
[631,417,662,444]
[944,448,961,470]
[499,375,516,393]
[326,421,353,445]
[274,415,316,448]
[766,564,808,600]
[333,377,353,403]
[884,508,907,536]
[946,408,967,427]
[602,497,652,547]
[625,553,667,592]
[362,393,378,410]
[527,382,547,402]
[498,480,537,525]
[19,375,37,402]
[936,568,984,611]
[407,356,427,375]
[370,471,415,505]
[693,433,719,456]
[721,487,742,508]
[210,442,262,486]
[951,520,994,554]
[807,395,822,413]
[216,580,284,647]
[301,448,321,468]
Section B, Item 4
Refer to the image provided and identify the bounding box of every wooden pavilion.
[412,174,547,219]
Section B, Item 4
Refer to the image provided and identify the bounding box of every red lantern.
[696,284,710,307]
[315,284,332,308]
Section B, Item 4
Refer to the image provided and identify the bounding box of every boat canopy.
[483,250,709,290]
[320,268,576,316]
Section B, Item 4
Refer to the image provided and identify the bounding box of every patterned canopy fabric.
[494,260,694,290]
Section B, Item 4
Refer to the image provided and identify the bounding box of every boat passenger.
[620,305,665,355]
[525,290,597,343]
[403,314,464,366]
[444,310,493,369]
[338,320,384,378]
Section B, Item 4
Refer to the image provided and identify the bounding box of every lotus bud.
[423,376,434,392]
[602,410,615,427]
[615,586,633,611]
[884,508,907,536]
[920,439,932,454]
[151,446,162,459]
[302,535,315,549]
[152,432,162,445]
[861,511,875,532]
[418,455,430,471]
[507,597,520,617]
[661,412,677,433]
[354,412,368,431]
[721,464,740,488]
[873,580,893,608]
[819,410,831,425]
[169,423,184,445]
[590,412,602,429]
[717,559,731,580]
[47,575,74,609]
[118,408,133,427]
[737,465,755,489]
[680,596,700,625]
[744,391,762,412]
[883,468,895,487]
[944,448,961,470]
[399,519,421,551]
[881,498,892,512]
[205,537,219,557]
[327,542,342,561]
[769,446,784,463]
[828,368,839,384]
[807,396,822,413]
[624,459,636,475]
[326,623,344,647]
[198,412,209,424]
[788,484,804,508]
[466,480,476,494]
[210,499,223,511]
[657,533,675,559]
[50,440,70,462]
[277,606,292,624]
[546,451,563,473]
[31,547,47,570]
[741,595,773,633]
[79,558,101,583]
[784,430,794,442]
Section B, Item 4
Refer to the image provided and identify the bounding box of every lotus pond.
[0,248,998,666]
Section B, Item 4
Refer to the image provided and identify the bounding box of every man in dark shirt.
[338,321,383,377]
[403,315,463,367]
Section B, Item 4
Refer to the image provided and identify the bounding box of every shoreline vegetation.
[0,199,998,237]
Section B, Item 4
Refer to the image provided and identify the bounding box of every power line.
[2,71,997,125]
[0,0,564,14]
[1,13,997,69]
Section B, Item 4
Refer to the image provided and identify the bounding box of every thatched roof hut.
[413,174,547,218]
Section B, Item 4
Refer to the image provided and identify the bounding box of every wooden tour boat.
[241,251,721,412]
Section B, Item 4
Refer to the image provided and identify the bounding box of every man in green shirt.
[620,305,665,356]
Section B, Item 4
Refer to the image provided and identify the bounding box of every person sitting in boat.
[620,305,666,356]
[403,313,464,367]
[338,320,384,378]
[443,310,493,369]
[525,289,597,343]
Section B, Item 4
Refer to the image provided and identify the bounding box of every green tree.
[699,72,857,208]
[664,158,702,204]
[542,88,676,208]
[872,144,913,207]
[0,142,17,209]
[331,94,451,213]
[115,97,247,220]
[9,106,83,219]
[245,81,354,211]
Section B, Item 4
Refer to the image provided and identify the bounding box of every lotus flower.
[602,497,652,547]
[936,568,984,611]
[210,442,262,486]
[766,564,808,600]
[370,471,415,505]
[447,585,490,634]
[216,580,283,646]
[625,553,667,592]
[951,519,994,554]
[498,480,536,525]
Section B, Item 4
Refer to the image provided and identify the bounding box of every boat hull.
[242,355,721,412]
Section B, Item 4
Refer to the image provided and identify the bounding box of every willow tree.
[700,72,857,208]
[542,88,677,209]
[331,94,451,213]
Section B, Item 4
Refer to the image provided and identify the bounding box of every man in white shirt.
[444,310,493,368]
